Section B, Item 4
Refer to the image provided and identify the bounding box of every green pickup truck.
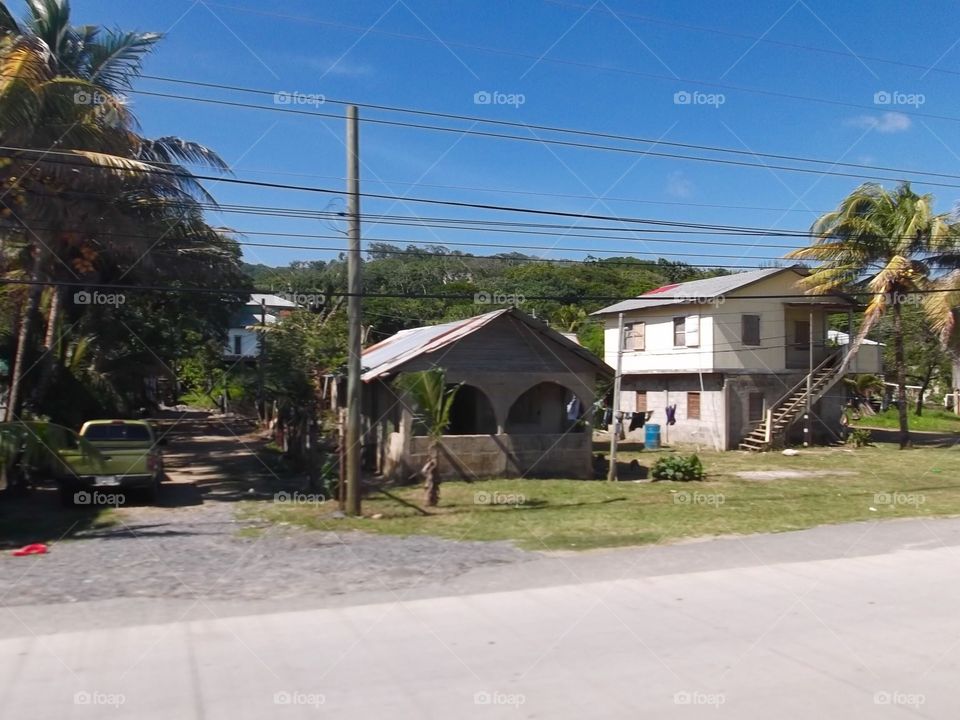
[57,420,166,506]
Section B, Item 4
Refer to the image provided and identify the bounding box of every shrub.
[651,454,704,481]
[848,428,873,448]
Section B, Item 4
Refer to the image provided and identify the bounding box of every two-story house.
[592,266,882,451]
[223,294,297,361]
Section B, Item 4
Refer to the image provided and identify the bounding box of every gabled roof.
[591,265,843,315]
[361,308,612,382]
[248,293,297,309]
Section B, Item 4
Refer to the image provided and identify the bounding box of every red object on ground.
[11,543,47,557]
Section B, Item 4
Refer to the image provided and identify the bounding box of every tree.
[393,369,459,507]
[0,0,229,419]
[787,182,960,448]
[844,374,884,415]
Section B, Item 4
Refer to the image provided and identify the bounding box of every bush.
[847,428,873,448]
[651,454,704,481]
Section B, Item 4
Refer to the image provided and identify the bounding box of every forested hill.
[242,243,733,355]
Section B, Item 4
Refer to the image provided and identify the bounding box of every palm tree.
[0,0,227,419]
[394,369,460,507]
[844,373,885,415]
[787,182,960,448]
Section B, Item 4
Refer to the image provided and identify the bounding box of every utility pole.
[257,298,266,424]
[345,106,363,516]
[804,309,813,447]
[607,312,624,482]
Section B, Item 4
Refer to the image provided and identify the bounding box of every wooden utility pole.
[257,298,266,423]
[804,309,813,447]
[345,106,363,516]
[607,312,624,482]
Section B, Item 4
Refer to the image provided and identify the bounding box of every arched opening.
[506,382,585,434]
[446,385,497,435]
[409,384,497,436]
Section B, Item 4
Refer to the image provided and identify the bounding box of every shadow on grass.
[0,487,111,550]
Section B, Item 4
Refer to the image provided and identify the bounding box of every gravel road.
[0,411,532,608]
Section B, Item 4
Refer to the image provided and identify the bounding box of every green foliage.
[847,428,873,448]
[394,369,460,440]
[651,454,704,481]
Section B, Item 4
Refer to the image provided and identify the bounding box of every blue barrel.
[644,424,661,450]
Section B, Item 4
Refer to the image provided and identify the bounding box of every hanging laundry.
[629,412,646,431]
[566,396,581,421]
[665,404,677,426]
[602,407,613,429]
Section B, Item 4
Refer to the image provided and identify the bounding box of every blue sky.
[69,0,960,271]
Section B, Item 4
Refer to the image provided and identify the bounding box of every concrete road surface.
[4,517,960,719]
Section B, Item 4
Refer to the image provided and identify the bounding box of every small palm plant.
[393,369,460,507]
[844,374,885,415]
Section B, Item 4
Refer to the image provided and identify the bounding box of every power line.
[127,85,960,191]
[190,1,960,112]
[8,146,957,242]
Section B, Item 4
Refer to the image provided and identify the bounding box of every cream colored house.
[593,266,882,451]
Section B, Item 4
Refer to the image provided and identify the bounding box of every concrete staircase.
[738,352,844,452]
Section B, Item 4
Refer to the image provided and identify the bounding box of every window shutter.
[687,391,701,420]
[685,315,700,347]
[635,391,647,412]
[635,322,645,351]
[742,315,760,346]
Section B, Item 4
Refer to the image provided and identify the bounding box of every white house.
[592,266,882,451]
[223,294,297,360]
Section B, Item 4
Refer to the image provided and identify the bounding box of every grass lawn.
[241,442,960,551]
[854,408,960,433]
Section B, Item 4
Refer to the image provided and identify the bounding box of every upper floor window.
[742,315,761,346]
[674,315,700,348]
[624,322,645,351]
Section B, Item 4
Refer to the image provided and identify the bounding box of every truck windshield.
[83,424,152,441]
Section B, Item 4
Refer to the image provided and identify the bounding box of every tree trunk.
[893,302,911,448]
[423,440,440,507]
[915,364,935,417]
[5,248,47,421]
[32,285,65,408]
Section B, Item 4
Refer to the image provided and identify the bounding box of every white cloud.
[845,111,912,134]
[665,170,694,199]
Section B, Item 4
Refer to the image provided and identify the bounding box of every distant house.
[592,266,882,451]
[359,307,613,480]
[223,294,297,360]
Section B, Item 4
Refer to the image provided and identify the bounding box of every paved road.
[4,517,960,719]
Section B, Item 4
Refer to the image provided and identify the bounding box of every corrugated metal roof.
[361,310,510,381]
[591,266,801,315]
[247,293,297,308]
[360,308,612,382]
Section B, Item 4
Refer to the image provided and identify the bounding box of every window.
[233,335,243,356]
[623,322,645,351]
[748,393,765,422]
[742,315,761,346]
[687,391,701,420]
[685,315,700,347]
[635,391,647,412]
[795,320,810,349]
[673,317,685,346]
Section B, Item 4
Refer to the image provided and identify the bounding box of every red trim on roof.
[643,283,681,296]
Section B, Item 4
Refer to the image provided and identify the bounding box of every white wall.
[602,272,845,374]
[224,329,260,358]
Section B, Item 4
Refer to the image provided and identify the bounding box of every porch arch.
[505,381,587,434]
